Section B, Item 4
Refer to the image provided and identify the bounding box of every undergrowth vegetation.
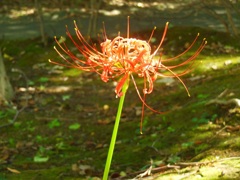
[0,26,240,179]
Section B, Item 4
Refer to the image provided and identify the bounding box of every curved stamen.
[148,26,156,44]
[51,18,206,134]
[152,22,169,57]
[131,74,167,114]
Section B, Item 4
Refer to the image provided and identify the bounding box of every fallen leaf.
[72,163,79,172]
[97,119,111,125]
[69,123,81,130]
[78,164,93,175]
[95,143,103,149]
[7,167,21,174]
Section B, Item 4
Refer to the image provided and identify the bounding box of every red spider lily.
[49,17,207,132]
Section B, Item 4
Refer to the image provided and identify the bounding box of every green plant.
[48,118,61,129]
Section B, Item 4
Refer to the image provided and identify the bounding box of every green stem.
[103,79,129,180]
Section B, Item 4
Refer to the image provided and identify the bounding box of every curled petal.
[143,72,154,94]
[101,70,109,82]
[115,73,129,97]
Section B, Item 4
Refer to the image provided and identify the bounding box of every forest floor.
[1,1,240,180]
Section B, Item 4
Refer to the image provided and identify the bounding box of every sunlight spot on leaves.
[33,156,49,163]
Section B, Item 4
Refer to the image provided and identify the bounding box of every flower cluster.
[50,18,206,127]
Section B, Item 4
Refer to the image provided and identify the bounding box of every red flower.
[49,18,206,131]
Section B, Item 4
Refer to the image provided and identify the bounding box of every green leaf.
[181,141,194,148]
[48,119,60,128]
[69,123,81,130]
[28,80,35,85]
[167,126,175,132]
[38,77,49,83]
[13,121,21,128]
[33,155,49,163]
[197,94,209,99]
[167,155,181,164]
[36,135,44,142]
[62,94,71,101]
[0,111,6,118]
[8,138,15,146]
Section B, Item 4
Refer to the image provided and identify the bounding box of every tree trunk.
[87,0,102,37]
[221,0,240,37]
[34,0,47,46]
[0,51,14,103]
